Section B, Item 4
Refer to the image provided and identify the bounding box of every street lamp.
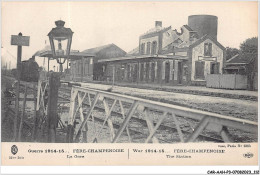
[48,20,73,72]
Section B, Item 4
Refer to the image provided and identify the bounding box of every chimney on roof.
[155,21,162,27]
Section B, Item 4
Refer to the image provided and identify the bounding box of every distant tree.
[240,37,258,54]
[239,37,258,63]
[226,47,239,60]
[240,37,258,90]
[39,66,45,71]
[11,69,17,78]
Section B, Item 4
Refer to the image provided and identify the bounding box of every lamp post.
[48,20,73,72]
[46,20,73,142]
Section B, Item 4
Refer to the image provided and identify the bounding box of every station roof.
[82,43,126,60]
[224,65,246,70]
[33,45,95,60]
[183,25,194,31]
[226,54,256,64]
[97,54,188,63]
[189,34,225,51]
[140,26,171,38]
[82,44,115,54]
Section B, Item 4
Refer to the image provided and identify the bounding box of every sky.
[1,1,258,70]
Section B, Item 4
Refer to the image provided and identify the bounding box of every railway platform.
[69,80,258,101]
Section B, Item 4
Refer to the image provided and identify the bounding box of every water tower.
[188,15,218,40]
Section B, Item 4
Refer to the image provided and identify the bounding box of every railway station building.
[60,15,225,86]
[97,15,226,86]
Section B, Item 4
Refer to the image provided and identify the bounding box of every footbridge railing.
[66,86,258,143]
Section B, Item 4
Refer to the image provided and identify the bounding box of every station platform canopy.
[33,45,95,61]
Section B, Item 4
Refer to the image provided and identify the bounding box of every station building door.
[165,61,170,83]
[127,64,131,81]
[117,64,126,81]
[140,63,144,81]
[151,62,155,82]
[178,62,183,84]
[210,62,220,74]
[146,63,150,82]
[132,64,138,82]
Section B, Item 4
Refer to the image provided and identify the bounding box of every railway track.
[85,81,258,101]
[58,86,226,143]
[59,84,258,119]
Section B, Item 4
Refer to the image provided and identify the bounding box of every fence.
[206,74,248,90]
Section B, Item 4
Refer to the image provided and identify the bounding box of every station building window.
[146,42,151,55]
[204,43,212,57]
[140,43,145,55]
[151,41,157,55]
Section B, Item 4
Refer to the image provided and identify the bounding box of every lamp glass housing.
[48,20,73,65]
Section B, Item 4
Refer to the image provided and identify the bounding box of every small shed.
[224,53,257,90]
